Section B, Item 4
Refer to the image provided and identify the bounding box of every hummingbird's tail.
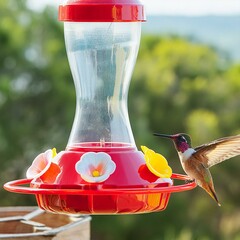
[204,184,221,207]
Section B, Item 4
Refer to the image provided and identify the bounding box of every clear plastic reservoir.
[64,22,141,148]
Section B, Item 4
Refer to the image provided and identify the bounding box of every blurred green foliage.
[0,0,240,239]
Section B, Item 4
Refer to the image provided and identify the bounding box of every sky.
[143,0,240,15]
[28,0,240,16]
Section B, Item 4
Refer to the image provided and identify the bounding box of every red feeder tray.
[4,174,196,214]
[4,175,196,214]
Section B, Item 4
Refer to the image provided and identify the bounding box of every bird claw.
[185,179,195,184]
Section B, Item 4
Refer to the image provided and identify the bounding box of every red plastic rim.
[59,0,146,22]
[4,174,197,195]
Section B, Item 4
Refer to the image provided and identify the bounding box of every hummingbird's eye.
[179,136,187,143]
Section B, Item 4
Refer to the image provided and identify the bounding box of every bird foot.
[185,179,195,184]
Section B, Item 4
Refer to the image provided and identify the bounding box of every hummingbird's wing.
[193,135,240,168]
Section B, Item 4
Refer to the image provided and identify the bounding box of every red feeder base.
[4,174,196,215]
[4,145,197,214]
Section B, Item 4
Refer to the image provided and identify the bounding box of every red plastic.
[4,174,196,214]
[58,0,146,22]
[4,143,197,214]
[33,143,169,187]
[4,174,197,195]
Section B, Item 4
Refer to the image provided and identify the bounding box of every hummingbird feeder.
[4,0,196,215]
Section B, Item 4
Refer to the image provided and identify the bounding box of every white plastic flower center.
[75,152,116,183]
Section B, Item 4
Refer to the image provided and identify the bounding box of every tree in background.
[0,1,240,239]
[0,0,74,205]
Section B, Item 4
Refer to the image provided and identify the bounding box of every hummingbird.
[154,133,240,206]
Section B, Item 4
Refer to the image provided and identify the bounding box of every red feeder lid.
[58,0,146,22]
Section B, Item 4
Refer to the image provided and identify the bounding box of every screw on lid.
[59,0,146,22]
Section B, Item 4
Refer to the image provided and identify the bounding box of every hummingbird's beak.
[153,133,174,139]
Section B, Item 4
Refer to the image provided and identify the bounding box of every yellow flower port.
[141,146,172,178]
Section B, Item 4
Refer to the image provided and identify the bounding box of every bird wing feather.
[193,135,240,168]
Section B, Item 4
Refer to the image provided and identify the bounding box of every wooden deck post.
[0,207,91,240]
